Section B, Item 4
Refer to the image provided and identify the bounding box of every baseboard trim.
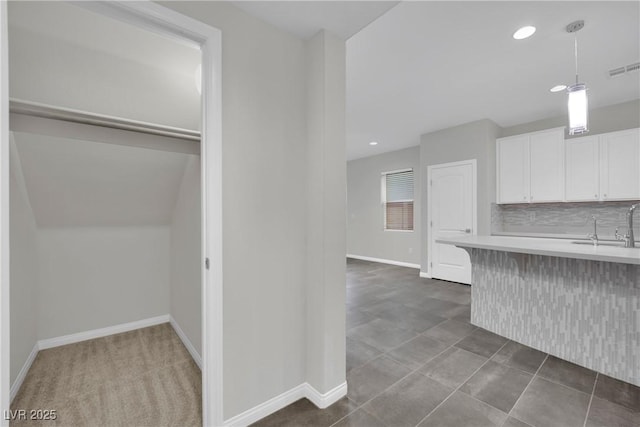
[347,254,420,269]
[223,381,348,427]
[224,383,307,427]
[419,271,431,279]
[38,314,170,350]
[169,316,202,369]
[10,342,39,402]
[304,382,348,409]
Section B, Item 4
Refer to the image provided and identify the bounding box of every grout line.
[413,339,512,427]
[535,370,598,397]
[582,373,599,427]
[344,263,614,427]
[337,264,475,426]
[347,311,455,369]
[334,344,455,425]
[330,334,468,427]
[486,348,552,379]
[507,353,549,419]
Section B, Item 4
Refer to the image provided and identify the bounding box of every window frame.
[381,168,414,232]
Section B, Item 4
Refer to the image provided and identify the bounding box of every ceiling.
[8,1,200,77]
[13,132,191,228]
[231,1,399,40]
[7,1,639,162]
[346,1,640,159]
[8,1,201,130]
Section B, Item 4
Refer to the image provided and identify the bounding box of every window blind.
[384,170,414,230]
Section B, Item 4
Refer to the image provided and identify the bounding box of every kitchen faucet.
[615,202,639,248]
[587,215,598,246]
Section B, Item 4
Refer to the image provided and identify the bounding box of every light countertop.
[436,235,640,265]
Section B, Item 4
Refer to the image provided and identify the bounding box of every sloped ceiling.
[13,132,192,228]
[8,1,201,131]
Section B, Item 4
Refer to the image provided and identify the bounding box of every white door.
[429,160,476,285]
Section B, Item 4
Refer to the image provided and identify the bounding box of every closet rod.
[9,98,201,142]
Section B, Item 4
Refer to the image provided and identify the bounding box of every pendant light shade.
[567,83,588,135]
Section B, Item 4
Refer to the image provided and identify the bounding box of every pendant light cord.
[574,33,579,84]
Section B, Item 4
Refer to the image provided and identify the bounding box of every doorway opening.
[0,2,222,425]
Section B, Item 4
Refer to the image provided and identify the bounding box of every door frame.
[0,2,224,426]
[426,159,477,279]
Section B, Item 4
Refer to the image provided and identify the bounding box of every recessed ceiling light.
[369,141,378,146]
[550,84,567,93]
[513,26,536,40]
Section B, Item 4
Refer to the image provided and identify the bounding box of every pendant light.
[566,20,588,135]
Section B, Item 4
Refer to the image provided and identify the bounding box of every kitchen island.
[438,235,640,387]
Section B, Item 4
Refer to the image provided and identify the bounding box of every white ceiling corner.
[230,1,400,40]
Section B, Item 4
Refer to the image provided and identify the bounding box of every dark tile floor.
[252,259,640,427]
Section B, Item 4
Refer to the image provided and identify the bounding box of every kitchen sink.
[571,241,625,247]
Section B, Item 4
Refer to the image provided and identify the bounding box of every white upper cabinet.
[599,128,640,200]
[529,130,565,202]
[565,128,640,202]
[565,136,599,201]
[497,128,564,204]
[497,135,529,204]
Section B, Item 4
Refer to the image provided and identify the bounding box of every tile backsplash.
[491,201,640,240]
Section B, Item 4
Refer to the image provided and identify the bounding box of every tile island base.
[466,247,639,387]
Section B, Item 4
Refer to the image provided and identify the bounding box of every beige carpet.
[10,323,202,427]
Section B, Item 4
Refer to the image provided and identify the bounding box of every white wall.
[37,226,170,339]
[305,30,346,394]
[161,1,347,419]
[9,138,37,385]
[161,1,311,419]
[347,146,420,266]
[420,119,501,272]
[170,155,201,356]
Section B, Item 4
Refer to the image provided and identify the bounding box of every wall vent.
[626,62,640,73]
[608,61,640,78]
[609,67,626,78]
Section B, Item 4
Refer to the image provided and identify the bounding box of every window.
[382,169,414,231]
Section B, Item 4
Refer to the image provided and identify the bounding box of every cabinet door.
[497,135,529,204]
[565,135,599,201]
[529,129,565,202]
[600,128,640,200]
